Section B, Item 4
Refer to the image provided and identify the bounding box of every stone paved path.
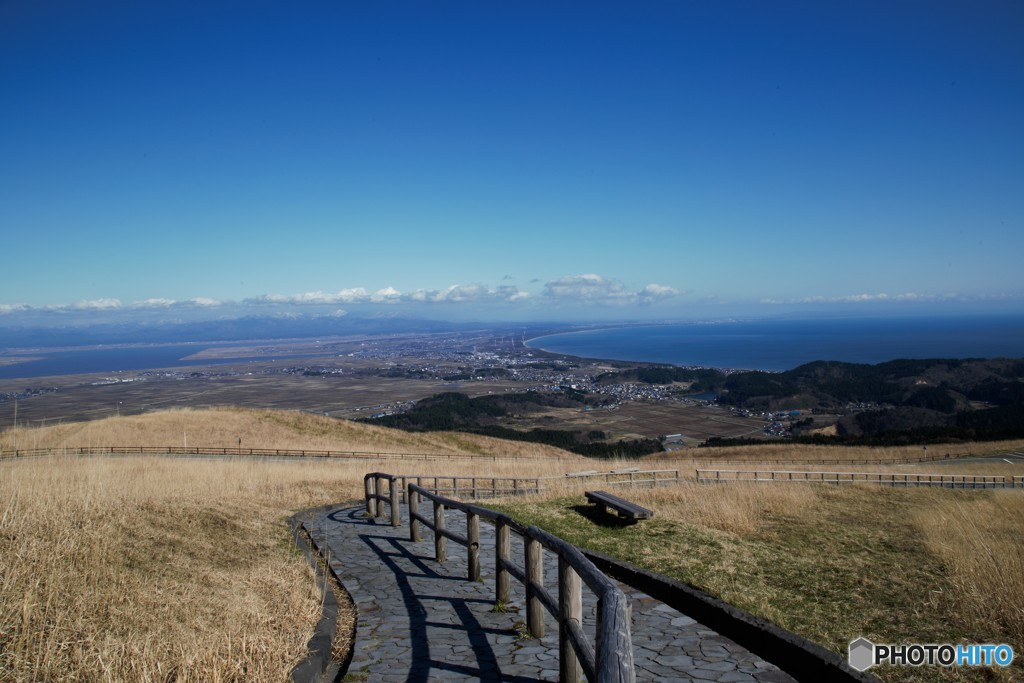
[304,504,795,682]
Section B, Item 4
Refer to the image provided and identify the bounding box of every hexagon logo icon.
[849,637,875,672]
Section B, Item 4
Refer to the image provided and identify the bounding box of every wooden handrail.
[400,481,635,683]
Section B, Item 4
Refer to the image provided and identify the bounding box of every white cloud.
[132,298,177,308]
[250,283,531,306]
[543,274,681,306]
[543,274,628,301]
[69,298,123,310]
[637,283,681,304]
[500,286,530,302]
[406,284,526,304]
[370,286,402,303]
[0,275,685,320]
[336,288,370,303]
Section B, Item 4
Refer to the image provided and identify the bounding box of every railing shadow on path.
[323,505,539,682]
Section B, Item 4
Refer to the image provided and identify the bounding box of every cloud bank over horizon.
[2,271,1021,332]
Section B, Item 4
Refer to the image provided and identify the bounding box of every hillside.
[0,406,582,460]
[4,406,1024,682]
[716,358,1024,410]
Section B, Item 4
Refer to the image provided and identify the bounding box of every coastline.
[523,315,1024,372]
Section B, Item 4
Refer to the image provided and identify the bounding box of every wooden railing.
[363,470,679,511]
[362,472,635,682]
[382,474,542,500]
[363,472,544,524]
[697,469,1015,488]
[410,484,634,683]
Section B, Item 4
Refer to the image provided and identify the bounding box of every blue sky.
[2,1,1022,327]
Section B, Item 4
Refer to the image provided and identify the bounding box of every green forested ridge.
[693,358,1024,445]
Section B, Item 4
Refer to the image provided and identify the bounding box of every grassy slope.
[0,406,581,459]
[2,408,1022,681]
[492,484,1023,683]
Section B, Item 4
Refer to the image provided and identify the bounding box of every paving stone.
[306,503,796,682]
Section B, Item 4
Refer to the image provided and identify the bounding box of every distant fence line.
[3,446,991,468]
[668,451,971,466]
[0,445,577,463]
[697,469,1023,489]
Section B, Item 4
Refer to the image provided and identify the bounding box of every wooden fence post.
[365,475,377,516]
[409,485,421,542]
[434,500,446,562]
[526,537,545,638]
[559,556,582,683]
[596,591,636,682]
[390,477,400,527]
[374,475,385,517]
[495,521,510,604]
[467,510,480,581]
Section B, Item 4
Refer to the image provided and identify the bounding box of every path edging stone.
[288,504,358,683]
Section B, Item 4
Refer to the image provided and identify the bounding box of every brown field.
[2,408,1023,682]
[501,399,767,444]
[0,359,512,425]
[0,358,542,427]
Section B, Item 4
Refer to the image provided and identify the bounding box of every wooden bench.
[584,490,654,522]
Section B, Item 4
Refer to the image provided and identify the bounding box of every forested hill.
[714,358,1024,412]
[687,357,1024,445]
[599,358,1024,413]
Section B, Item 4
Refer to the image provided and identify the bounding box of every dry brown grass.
[918,492,1024,648]
[0,408,592,681]
[494,480,1024,682]
[656,439,1024,464]
[3,408,1022,682]
[1,456,336,681]
[0,406,580,460]
[626,481,820,535]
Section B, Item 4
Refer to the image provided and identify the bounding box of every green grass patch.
[491,488,1020,683]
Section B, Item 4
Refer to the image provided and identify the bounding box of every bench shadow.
[570,503,638,528]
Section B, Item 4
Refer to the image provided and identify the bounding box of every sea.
[0,344,316,381]
[526,315,1024,372]
[2,314,1023,381]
